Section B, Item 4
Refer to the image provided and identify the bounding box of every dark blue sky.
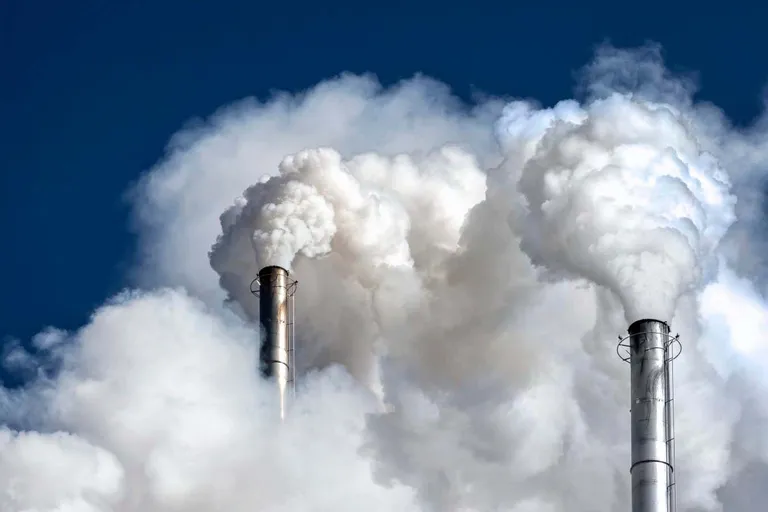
[2,1,767,342]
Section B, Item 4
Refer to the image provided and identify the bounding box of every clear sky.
[2,0,767,342]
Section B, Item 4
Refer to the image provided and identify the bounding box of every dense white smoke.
[3,44,768,511]
[513,96,736,322]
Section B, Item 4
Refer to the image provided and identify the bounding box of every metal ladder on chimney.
[664,333,682,512]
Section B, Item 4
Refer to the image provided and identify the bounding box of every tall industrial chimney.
[251,265,297,421]
[617,319,681,512]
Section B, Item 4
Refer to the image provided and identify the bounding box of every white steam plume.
[511,95,736,322]
[3,44,768,512]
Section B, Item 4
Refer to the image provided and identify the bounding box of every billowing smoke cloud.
[3,44,768,511]
[513,95,736,322]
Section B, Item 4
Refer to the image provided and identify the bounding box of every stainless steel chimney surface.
[253,265,297,421]
[618,319,681,512]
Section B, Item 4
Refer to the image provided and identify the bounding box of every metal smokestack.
[251,265,297,421]
[617,319,681,512]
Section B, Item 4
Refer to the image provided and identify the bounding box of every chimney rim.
[258,265,290,277]
[627,318,670,333]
